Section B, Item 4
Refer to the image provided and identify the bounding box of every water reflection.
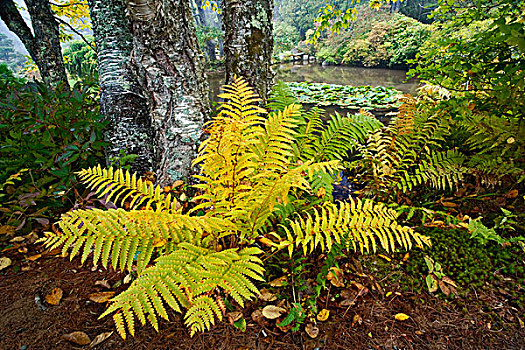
[207,63,419,101]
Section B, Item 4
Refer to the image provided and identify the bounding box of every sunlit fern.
[40,76,429,339]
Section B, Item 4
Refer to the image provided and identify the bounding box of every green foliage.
[0,78,107,230]
[0,34,26,73]
[412,0,525,117]
[273,22,301,53]
[314,12,433,67]
[349,94,468,200]
[63,38,97,80]
[0,63,25,96]
[285,82,401,110]
[405,228,524,292]
[40,77,428,338]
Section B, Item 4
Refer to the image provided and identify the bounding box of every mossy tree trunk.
[0,0,69,87]
[89,0,210,185]
[88,0,155,178]
[222,0,274,102]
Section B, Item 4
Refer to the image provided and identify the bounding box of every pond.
[208,62,419,100]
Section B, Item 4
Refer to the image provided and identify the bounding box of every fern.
[40,76,429,339]
[283,199,430,256]
[101,243,264,338]
[77,166,180,212]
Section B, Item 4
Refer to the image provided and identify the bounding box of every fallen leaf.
[123,274,132,284]
[518,317,524,329]
[10,236,25,243]
[377,254,391,262]
[0,257,12,271]
[262,305,286,319]
[268,276,287,287]
[227,311,243,324]
[395,313,410,321]
[442,202,458,208]
[505,189,518,199]
[438,280,450,296]
[385,291,393,297]
[62,331,91,346]
[94,280,111,289]
[305,323,319,338]
[317,309,330,321]
[172,180,184,188]
[415,330,424,335]
[251,309,266,326]
[276,318,293,333]
[89,331,113,348]
[27,254,41,261]
[88,291,115,303]
[316,187,326,198]
[45,288,63,306]
[0,225,15,235]
[327,267,345,287]
[259,288,277,302]
[352,314,362,327]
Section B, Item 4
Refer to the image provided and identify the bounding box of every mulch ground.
[1,242,524,350]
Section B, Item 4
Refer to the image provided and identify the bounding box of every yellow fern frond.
[40,209,233,272]
[99,243,264,338]
[77,166,180,212]
[282,198,431,256]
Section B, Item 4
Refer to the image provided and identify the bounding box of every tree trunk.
[88,0,155,176]
[222,0,274,102]
[0,0,68,87]
[126,0,210,185]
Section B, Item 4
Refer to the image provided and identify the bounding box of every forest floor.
[1,238,524,350]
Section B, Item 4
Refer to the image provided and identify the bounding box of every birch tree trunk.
[89,0,209,185]
[88,0,155,176]
[127,0,210,185]
[222,0,274,102]
[0,0,69,87]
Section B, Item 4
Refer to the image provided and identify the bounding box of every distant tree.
[0,33,26,72]
[0,0,68,87]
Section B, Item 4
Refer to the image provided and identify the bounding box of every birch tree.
[222,0,274,102]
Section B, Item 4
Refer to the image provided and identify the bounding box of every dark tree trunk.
[0,0,68,87]
[126,0,210,185]
[222,0,274,102]
[88,0,155,177]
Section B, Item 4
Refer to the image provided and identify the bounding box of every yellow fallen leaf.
[385,291,393,297]
[378,254,391,262]
[172,180,184,188]
[27,254,42,261]
[0,225,15,235]
[62,331,91,345]
[268,276,287,287]
[88,291,115,303]
[395,313,410,321]
[261,305,286,319]
[316,187,326,198]
[0,257,12,271]
[305,323,319,338]
[317,308,330,321]
[442,202,458,208]
[45,288,63,306]
[327,267,345,287]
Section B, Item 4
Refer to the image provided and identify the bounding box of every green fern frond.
[77,166,179,212]
[40,209,233,272]
[100,243,264,338]
[283,198,431,256]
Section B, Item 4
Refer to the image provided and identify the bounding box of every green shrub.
[0,77,107,230]
[274,22,301,53]
[405,228,525,291]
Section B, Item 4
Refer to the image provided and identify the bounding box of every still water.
[208,62,419,99]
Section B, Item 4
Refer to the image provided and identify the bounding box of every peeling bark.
[127,0,210,185]
[222,0,274,102]
[88,0,154,176]
[0,0,68,87]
